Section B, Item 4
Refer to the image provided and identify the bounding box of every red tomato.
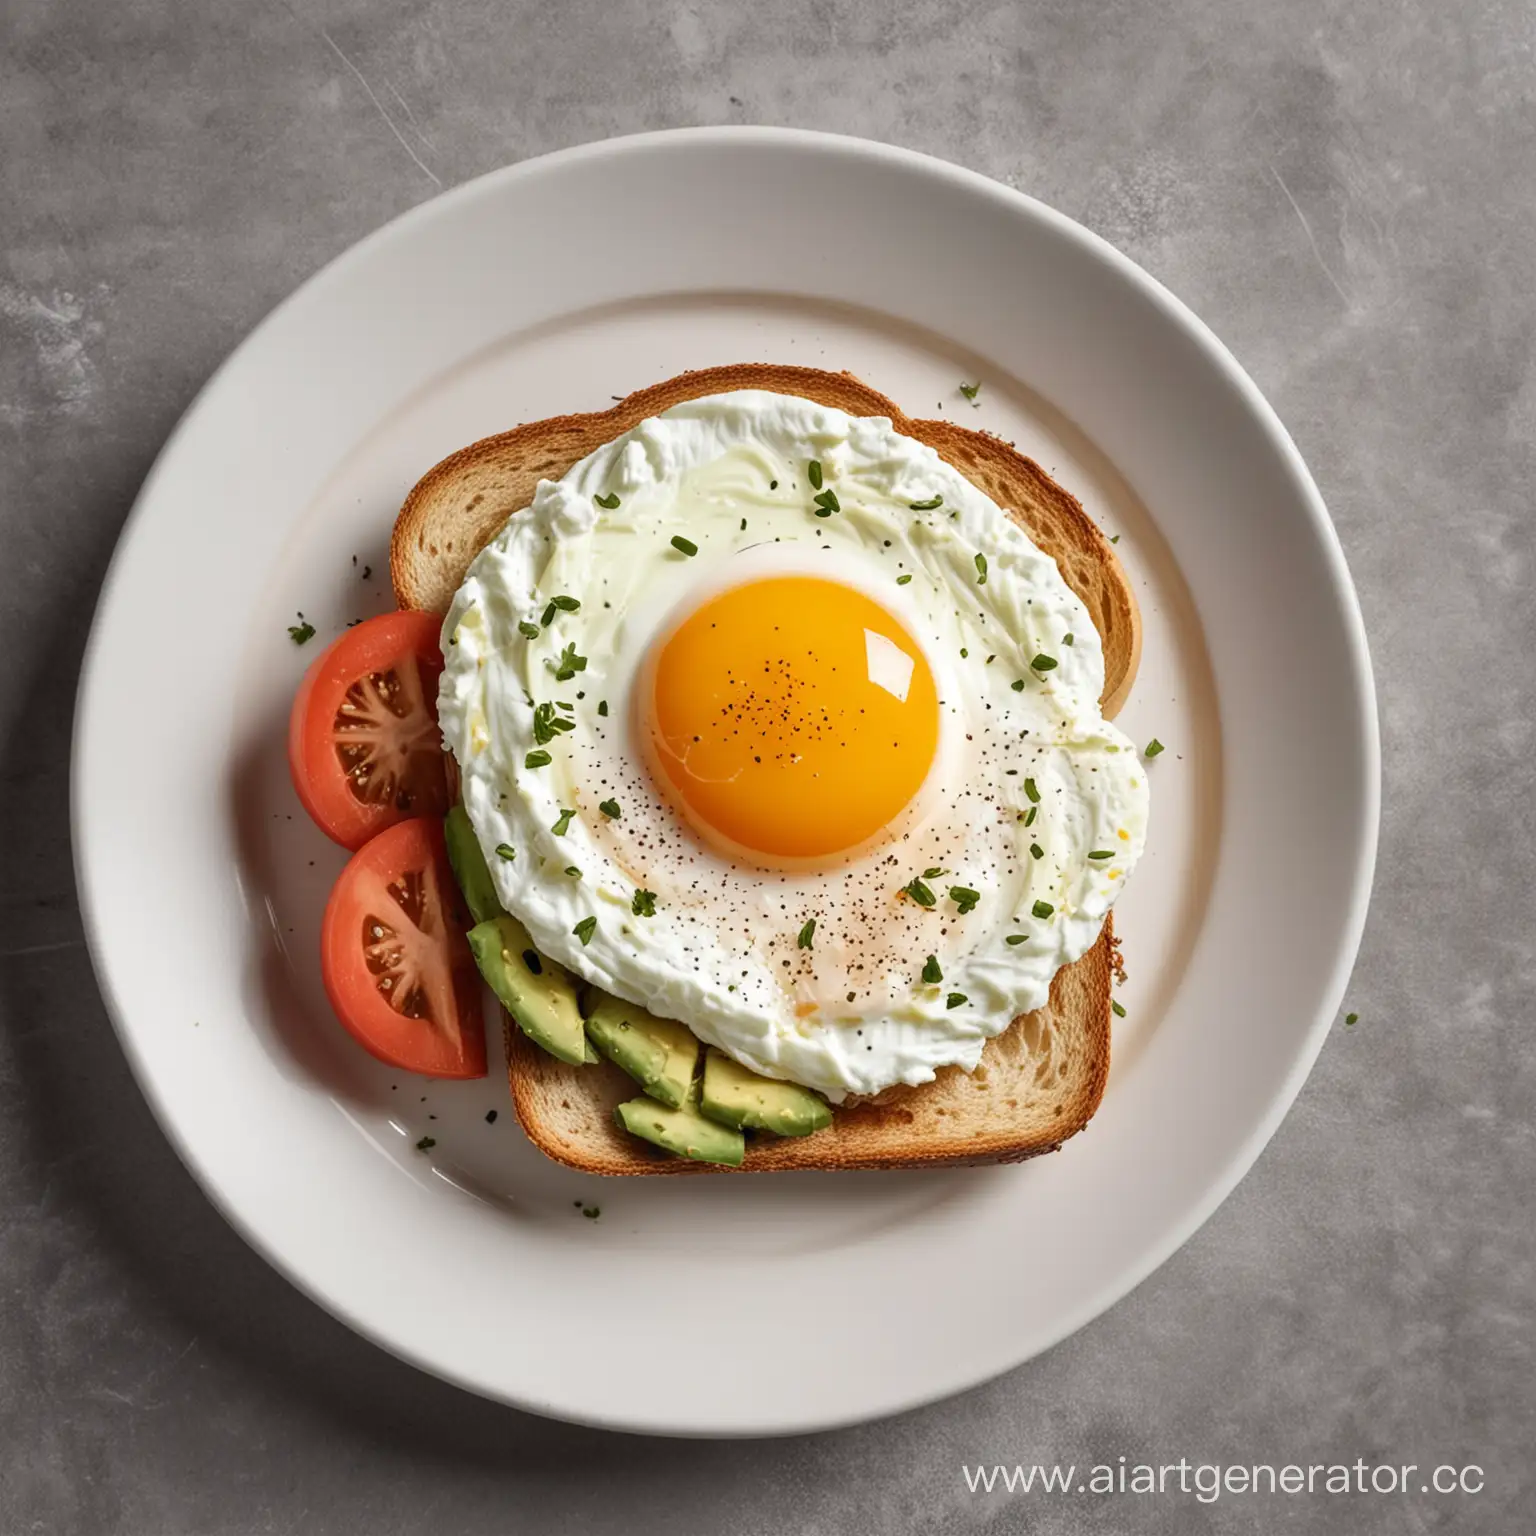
[320,818,487,1079]
[289,611,450,850]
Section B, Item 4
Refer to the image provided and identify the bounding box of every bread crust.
[390,365,1136,1173]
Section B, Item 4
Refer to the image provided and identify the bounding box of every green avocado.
[700,1048,833,1137]
[444,805,506,925]
[467,915,590,1066]
[584,992,699,1109]
[615,1084,745,1167]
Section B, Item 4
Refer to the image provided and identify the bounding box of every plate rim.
[71,125,1380,1436]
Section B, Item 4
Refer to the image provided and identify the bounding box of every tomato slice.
[320,817,487,1079]
[289,611,450,850]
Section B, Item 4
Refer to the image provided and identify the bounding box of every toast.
[392,364,1141,1173]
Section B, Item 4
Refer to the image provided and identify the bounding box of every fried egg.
[438,391,1148,1099]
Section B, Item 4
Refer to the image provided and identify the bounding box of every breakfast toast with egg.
[392,364,1139,1173]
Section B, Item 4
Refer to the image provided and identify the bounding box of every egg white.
[438,391,1148,1099]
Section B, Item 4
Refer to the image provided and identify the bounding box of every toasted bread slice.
[391,363,1141,716]
[392,364,1139,1173]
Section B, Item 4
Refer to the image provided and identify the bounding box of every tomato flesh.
[289,611,450,849]
[321,817,486,1079]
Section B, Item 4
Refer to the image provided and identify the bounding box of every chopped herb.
[975,553,988,584]
[1024,777,1041,803]
[903,877,937,907]
[909,494,943,510]
[1111,1000,1127,1018]
[549,641,588,682]
[671,535,698,557]
[897,574,913,585]
[812,489,840,515]
[923,867,945,879]
[1110,533,1121,544]
[564,866,581,878]
[1011,678,1026,692]
[524,749,552,769]
[288,619,316,645]
[594,492,621,509]
[770,478,779,489]
[1032,653,1058,672]
[960,648,968,658]
[598,798,621,819]
[808,459,823,489]
[541,602,557,627]
[632,889,657,917]
[1345,1011,1358,1026]
[1024,806,1037,827]
[551,808,576,835]
[1030,843,1044,860]
[1145,738,1166,758]
[1088,850,1114,861]
[550,594,580,613]
[573,916,597,945]
[1031,899,1055,920]
[521,950,542,975]
[740,517,747,530]
[959,380,981,403]
[597,699,609,717]
[532,702,576,744]
[922,955,943,984]
[518,621,540,639]
[495,843,516,862]
[949,886,981,914]
[946,992,968,1009]
[797,918,816,949]
[1006,934,1027,946]
[1063,632,1075,646]
[415,1136,436,1152]
[582,1205,601,1219]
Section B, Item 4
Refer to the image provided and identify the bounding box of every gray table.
[3,2,1531,1531]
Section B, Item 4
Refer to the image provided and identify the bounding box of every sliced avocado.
[585,992,700,1109]
[700,1048,833,1137]
[615,1084,745,1167]
[467,915,587,1066]
[444,805,506,925]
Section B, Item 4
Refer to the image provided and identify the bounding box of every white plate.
[73,128,1377,1436]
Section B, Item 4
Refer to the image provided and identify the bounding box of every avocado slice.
[585,992,700,1109]
[467,915,589,1066]
[615,1083,745,1167]
[700,1048,833,1137]
[444,805,506,925]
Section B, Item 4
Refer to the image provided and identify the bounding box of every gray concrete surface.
[3,1,1532,1531]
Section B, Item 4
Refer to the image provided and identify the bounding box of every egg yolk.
[644,575,939,862]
